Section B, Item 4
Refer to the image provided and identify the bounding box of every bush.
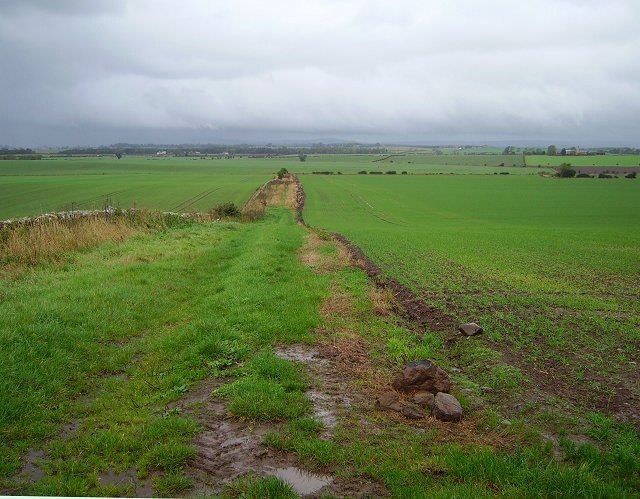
[558,163,576,178]
[276,167,288,179]
[386,170,397,174]
[625,172,637,179]
[369,171,383,175]
[598,173,613,179]
[576,173,592,178]
[358,170,367,174]
[499,172,510,175]
[210,202,240,218]
[401,171,408,175]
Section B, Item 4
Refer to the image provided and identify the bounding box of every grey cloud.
[0,0,639,146]
[0,0,124,16]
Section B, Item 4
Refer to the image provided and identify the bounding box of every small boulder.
[459,322,483,336]
[401,402,427,420]
[413,391,435,409]
[433,392,463,422]
[392,360,451,394]
[375,391,402,412]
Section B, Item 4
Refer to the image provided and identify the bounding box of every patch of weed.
[223,474,297,499]
[138,442,195,475]
[153,472,194,496]
[216,378,309,421]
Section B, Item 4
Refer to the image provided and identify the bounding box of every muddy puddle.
[59,419,80,439]
[18,449,46,482]
[176,377,292,494]
[275,345,355,438]
[179,344,381,496]
[99,467,153,497]
[272,466,333,495]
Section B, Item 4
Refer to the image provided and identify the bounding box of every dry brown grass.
[1,217,137,266]
[317,330,387,391]
[299,232,350,274]
[0,210,196,268]
[241,177,296,219]
[368,287,395,316]
[320,287,354,317]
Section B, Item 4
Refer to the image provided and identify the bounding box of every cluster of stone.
[375,322,486,422]
[376,359,463,422]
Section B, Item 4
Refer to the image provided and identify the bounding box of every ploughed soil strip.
[330,234,639,427]
[331,233,458,334]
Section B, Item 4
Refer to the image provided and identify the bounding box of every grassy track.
[302,174,640,425]
[0,209,327,495]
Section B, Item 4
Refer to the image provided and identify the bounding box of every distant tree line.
[0,147,42,160]
[57,143,388,156]
[0,148,42,160]
[1,148,36,155]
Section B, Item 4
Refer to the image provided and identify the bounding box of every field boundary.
[0,207,213,231]
[292,175,456,333]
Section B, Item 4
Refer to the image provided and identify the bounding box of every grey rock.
[433,392,463,422]
[392,360,451,394]
[401,402,427,420]
[413,391,435,409]
[375,391,402,412]
[459,323,483,336]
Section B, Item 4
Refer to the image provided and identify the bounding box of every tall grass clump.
[0,210,206,266]
[1,217,136,265]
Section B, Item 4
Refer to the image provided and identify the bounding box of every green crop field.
[302,174,640,429]
[0,154,552,220]
[0,157,281,219]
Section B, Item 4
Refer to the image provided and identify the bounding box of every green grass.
[223,475,297,499]
[0,208,328,495]
[293,153,541,175]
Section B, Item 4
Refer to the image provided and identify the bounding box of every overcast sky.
[1,0,639,147]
